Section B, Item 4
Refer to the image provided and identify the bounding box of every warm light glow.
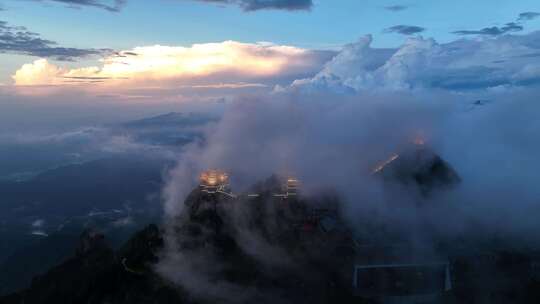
[12,59,65,86]
[12,41,312,87]
[200,170,229,187]
[287,178,299,187]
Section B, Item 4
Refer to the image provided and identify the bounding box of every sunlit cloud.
[12,41,333,92]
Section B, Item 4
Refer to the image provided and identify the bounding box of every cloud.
[192,0,313,11]
[156,33,540,285]
[384,5,408,12]
[290,31,540,92]
[12,41,334,88]
[518,12,540,21]
[0,20,110,60]
[161,86,540,271]
[29,0,126,12]
[453,22,524,36]
[384,25,425,35]
[453,12,540,36]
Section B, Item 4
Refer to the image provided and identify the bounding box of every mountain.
[3,165,540,303]
[0,155,168,289]
[121,112,217,129]
[1,178,358,304]
[374,144,461,196]
[0,233,80,295]
[116,112,218,147]
[1,226,185,304]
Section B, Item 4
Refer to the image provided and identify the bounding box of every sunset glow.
[12,42,314,88]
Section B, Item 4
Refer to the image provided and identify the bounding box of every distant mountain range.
[120,112,217,129]
[115,112,218,147]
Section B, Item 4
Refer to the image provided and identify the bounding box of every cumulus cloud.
[290,31,540,92]
[0,20,110,60]
[191,0,313,11]
[154,26,540,267]
[12,41,334,88]
[157,33,540,234]
[384,25,425,35]
[29,0,126,12]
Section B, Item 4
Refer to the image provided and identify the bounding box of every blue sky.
[2,0,539,51]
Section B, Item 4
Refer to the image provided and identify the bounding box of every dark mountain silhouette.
[2,156,540,304]
[117,112,217,147]
[1,177,358,304]
[1,226,184,304]
[374,145,461,196]
[0,155,169,293]
[0,233,80,296]
[121,112,217,129]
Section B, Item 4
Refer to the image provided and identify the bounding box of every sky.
[0,0,539,130]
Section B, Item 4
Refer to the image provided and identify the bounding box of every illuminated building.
[199,170,230,194]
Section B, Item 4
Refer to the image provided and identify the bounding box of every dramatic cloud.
[384,25,425,35]
[192,0,313,11]
[12,41,334,88]
[29,0,126,12]
[161,85,540,267]
[0,20,110,60]
[290,32,540,92]
[384,5,408,12]
[453,22,524,36]
[157,35,540,290]
[518,12,540,21]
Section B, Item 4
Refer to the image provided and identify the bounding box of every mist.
[156,86,540,301]
[163,88,538,233]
